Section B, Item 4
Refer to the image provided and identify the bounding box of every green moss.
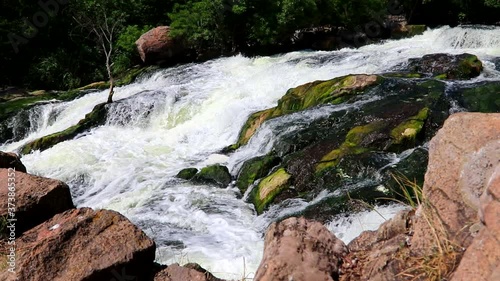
[176,168,199,180]
[236,154,281,193]
[407,25,427,36]
[316,122,385,173]
[251,168,291,214]
[434,74,448,80]
[192,164,232,188]
[390,107,429,146]
[20,103,108,154]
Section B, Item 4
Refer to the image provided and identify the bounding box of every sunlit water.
[2,26,499,279]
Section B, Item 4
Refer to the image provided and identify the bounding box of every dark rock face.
[0,151,26,172]
[255,217,348,281]
[135,26,187,65]
[0,169,74,236]
[192,164,232,188]
[405,53,483,80]
[0,208,156,281]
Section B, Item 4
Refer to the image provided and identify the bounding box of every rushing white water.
[2,26,500,279]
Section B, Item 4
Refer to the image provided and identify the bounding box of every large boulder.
[254,217,348,281]
[135,26,187,65]
[405,53,483,80]
[451,150,500,281]
[154,263,224,281]
[411,113,500,253]
[0,208,156,281]
[0,151,26,172]
[0,169,74,235]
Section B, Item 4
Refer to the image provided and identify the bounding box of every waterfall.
[2,26,499,279]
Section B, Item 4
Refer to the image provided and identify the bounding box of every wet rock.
[391,24,427,39]
[0,169,74,236]
[192,164,231,188]
[250,167,292,214]
[452,81,500,113]
[20,103,108,154]
[0,151,26,172]
[236,154,280,194]
[405,53,483,80]
[411,113,500,254]
[154,263,224,281]
[233,77,448,214]
[0,208,156,281]
[255,217,348,281]
[136,26,187,65]
[234,74,382,148]
[176,168,198,180]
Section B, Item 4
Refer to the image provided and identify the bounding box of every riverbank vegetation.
[1,0,499,91]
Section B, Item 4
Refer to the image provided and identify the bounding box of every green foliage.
[114,25,153,74]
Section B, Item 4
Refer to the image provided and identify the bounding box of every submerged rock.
[405,53,483,80]
[20,103,108,154]
[452,81,500,113]
[0,208,156,281]
[192,164,232,188]
[0,151,26,172]
[255,217,348,281]
[176,168,198,180]
[0,169,74,236]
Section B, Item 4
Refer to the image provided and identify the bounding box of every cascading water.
[2,26,499,279]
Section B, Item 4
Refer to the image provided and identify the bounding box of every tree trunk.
[105,56,114,103]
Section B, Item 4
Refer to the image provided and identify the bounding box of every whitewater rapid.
[2,26,499,279]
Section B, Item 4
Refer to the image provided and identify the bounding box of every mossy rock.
[391,25,427,39]
[250,168,292,214]
[176,168,199,180]
[236,154,281,194]
[233,74,382,148]
[382,72,423,79]
[453,81,500,113]
[192,164,232,188]
[315,122,385,173]
[406,53,483,80]
[389,107,429,147]
[20,103,108,154]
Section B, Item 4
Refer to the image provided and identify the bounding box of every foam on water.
[2,26,500,279]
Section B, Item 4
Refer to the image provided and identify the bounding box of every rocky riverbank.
[1,111,498,280]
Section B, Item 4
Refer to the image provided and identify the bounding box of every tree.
[70,0,128,103]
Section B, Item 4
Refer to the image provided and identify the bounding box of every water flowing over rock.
[0,208,156,281]
[255,217,348,281]
[136,26,187,65]
[0,169,74,235]
[405,53,483,80]
[411,113,500,254]
[0,151,26,172]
